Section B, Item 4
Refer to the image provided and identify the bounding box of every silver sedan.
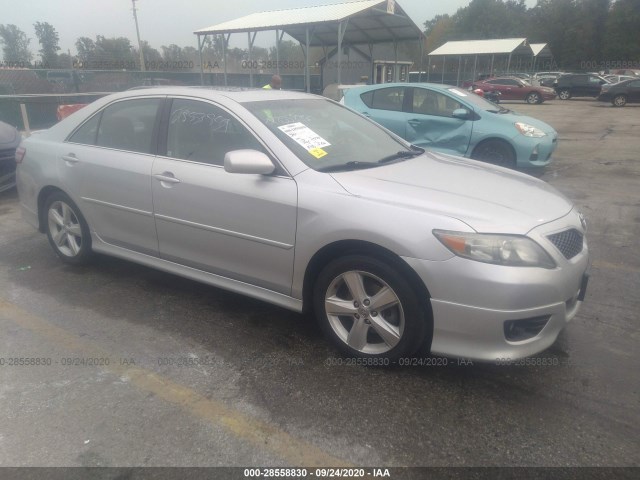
[16,87,589,361]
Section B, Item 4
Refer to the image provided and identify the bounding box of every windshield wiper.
[318,161,380,172]
[378,146,425,164]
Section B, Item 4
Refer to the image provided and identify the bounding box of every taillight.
[15,146,26,163]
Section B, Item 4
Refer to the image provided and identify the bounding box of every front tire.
[526,92,541,104]
[313,255,429,360]
[612,94,627,107]
[558,89,571,100]
[44,191,92,265]
[471,139,517,169]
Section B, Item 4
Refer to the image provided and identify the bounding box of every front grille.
[547,229,583,259]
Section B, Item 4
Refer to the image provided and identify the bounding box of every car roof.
[99,86,323,103]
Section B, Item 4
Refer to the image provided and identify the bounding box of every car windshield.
[243,98,416,172]
[445,87,503,111]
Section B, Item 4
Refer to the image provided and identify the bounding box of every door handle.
[153,173,181,184]
[62,153,79,165]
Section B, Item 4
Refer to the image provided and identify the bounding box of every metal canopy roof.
[530,43,552,58]
[428,38,532,56]
[194,0,425,45]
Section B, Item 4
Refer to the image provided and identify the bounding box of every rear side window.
[68,113,101,145]
[96,98,161,154]
[629,80,640,88]
[360,87,405,112]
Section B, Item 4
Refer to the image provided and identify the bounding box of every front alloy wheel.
[612,94,627,107]
[314,255,429,359]
[45,192,92,264]
[526,92,541,104]
[558,89,571,100]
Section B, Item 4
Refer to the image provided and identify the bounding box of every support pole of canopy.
[507,52,512,73]
[248,31,257,87]
[456,56,462,87]
[223,34,229,86]
[442,56,446,84]
[418,37,423,82]
[490,54,495,76]
[275,29,280,76]
[472,54,477,83]
[393,40,398,82]
[198,34,205,86]
[305,27,310,93]
[427,55,431,82]
[336,19,349,85]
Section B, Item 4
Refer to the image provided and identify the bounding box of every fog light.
[504,316,550,342]
[529,145,539,162]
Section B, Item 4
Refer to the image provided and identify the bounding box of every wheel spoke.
[67,223,82,238]
[61,203,71,224]
[369,286,399,312]
[342,272,367,301]
[369,315,401,348]
[325,296,358,316]
[67,233,81,255]
[48,208,64,227]
[346,318,370,351]
[52,228,66,246]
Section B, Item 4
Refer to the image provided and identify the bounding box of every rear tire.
[558,89,571,100]
[612,94,627,107]
[471,139,517,169]
[44,191,92,265]
[313,255,429,360]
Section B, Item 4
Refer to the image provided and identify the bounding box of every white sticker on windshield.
[448,88,468,97]
[278,122,331,150]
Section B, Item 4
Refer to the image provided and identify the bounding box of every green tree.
[0,24,33,64]
[75,37,96,62]
[603,0,640,62]
[33,21,60,66]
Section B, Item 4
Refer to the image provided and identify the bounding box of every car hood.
[330,152,573,235]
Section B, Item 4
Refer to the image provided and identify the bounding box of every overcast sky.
[2,0,537,59]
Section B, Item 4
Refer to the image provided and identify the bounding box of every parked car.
[342,82,558,169]
[603,75,636,84]
[553,73,610,99]
[0,120,21,193]
[610,69,640,77]
[532,72,564,87]
[471,77,556,104]
[16,87,589,361]
[598,78,640,107]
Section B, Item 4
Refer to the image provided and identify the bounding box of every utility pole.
[132,0,146,71]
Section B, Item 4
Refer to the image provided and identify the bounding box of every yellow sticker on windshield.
[308,148,328,159]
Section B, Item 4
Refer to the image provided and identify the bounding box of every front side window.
[413,88,463,117]
[361,87,405,112]
[165,99,265,165]
[96,98,161,154]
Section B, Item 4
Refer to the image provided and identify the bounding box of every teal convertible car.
[342,83,557,169]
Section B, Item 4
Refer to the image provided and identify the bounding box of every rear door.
[626,80,640,102]
[356,86,409,138]
[404,87,473,156]
[484,79,520,100]
[63,97,163,256]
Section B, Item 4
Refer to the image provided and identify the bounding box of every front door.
[152,97,297,295]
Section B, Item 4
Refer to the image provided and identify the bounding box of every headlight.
[515,122,546,138]
[433,230,556,268]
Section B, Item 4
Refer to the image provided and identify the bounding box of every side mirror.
[224,149,275,175]
[452,108,470,120]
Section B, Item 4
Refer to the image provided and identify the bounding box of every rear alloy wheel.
[526,92,541,104]
[45,192,92,265]
[612,94,627,107]
[314,255,428,360]
[471,139,517,169]
[558,89,571,100]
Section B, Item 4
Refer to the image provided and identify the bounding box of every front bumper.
[512,132,558,168]
[403,211,589,361]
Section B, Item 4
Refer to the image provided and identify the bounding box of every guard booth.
[374,61,412,83]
